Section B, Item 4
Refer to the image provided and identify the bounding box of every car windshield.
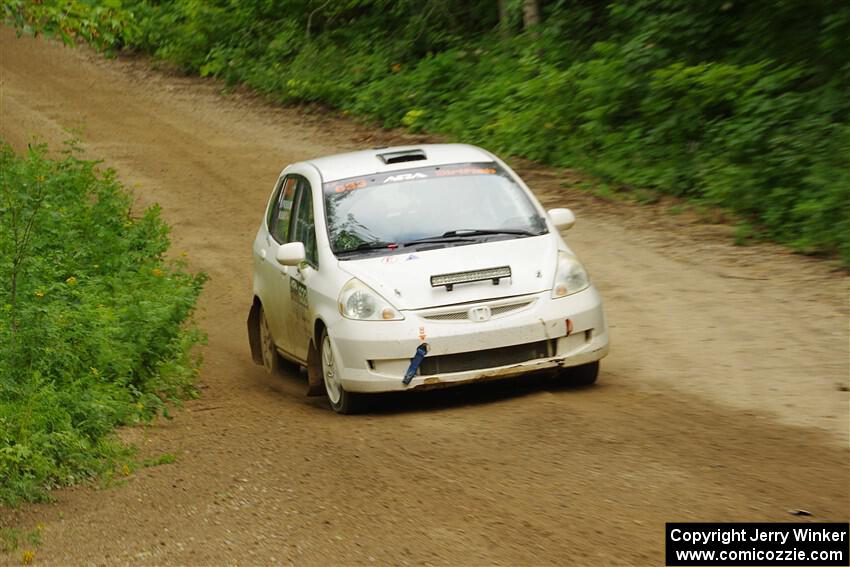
[323,163,547,256]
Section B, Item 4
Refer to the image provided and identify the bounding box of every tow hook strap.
[403,343,429,385]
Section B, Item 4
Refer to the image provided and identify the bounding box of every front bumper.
[328,287,609,393]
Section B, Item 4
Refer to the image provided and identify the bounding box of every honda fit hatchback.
[248,144,609,413]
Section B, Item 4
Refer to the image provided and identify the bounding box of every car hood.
[338,236,558,310]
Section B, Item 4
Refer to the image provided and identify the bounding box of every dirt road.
[1,28,848,566]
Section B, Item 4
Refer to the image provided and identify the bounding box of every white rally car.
[248,144,609,413]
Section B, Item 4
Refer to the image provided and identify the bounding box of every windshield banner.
[324,163,504,194]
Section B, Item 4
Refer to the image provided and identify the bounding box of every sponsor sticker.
[323,163,504,194]
[383,172,428,184]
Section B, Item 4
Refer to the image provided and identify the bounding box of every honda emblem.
[468,306,492,322]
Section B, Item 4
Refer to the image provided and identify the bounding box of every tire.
[563,361,599,387]
[258,304,283,375]
[320,330,363,414]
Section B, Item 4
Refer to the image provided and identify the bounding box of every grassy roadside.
[0,140,207,506]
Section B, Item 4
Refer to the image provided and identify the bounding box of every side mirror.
[276,242,306,266]
[547,208,576,230]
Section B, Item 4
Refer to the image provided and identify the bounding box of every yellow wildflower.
[21,550,35,565]
[151,268,164,277]
[65,276,77,285]
[121,464,131,477]
[34,291,44,298]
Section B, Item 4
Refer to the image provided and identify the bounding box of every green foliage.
[138,452,176,467]
[0,142,206,505]
[1,525,43,562]
[1,0,140,52]
[5,0,849,262]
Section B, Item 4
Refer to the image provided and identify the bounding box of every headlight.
[552,251,590,298]
[338,278,403,321]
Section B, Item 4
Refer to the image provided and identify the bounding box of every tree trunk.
[498,0,510,39]
[522,0,541,30]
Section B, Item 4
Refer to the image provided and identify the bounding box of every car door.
[257,175,299,352]
[284,177,319,363]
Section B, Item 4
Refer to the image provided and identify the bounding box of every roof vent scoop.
[377,149,427,164]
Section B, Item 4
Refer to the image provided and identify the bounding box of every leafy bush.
[0,142,206,505]
[2,0,140,52]
[5,0,849,262]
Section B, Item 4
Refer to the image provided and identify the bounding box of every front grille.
[421,300,534,322]
[419,340,552,376]
[490,301,533,317]
[423,311,470,321]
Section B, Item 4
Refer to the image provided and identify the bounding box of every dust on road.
[1,28,848,566]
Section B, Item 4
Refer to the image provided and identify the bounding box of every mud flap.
[247,299,263,365]
[403,343,429,385]
[306,339,325,396]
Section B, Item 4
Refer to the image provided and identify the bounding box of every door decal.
[289,277,308,308]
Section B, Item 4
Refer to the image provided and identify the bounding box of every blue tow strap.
[403,343,429,385]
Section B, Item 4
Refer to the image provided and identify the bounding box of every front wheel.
[560,361,599,387]
[320,330,364,414]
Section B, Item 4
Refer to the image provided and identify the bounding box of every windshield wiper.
[339,229,543,254]
[401,229,541,248]
[441,228,543,237]
[400,234,477,246]
[335,241,397,255]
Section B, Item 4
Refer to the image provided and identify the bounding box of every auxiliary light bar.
[430,266,511,291]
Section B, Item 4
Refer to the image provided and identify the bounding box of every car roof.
[306,143,495,183]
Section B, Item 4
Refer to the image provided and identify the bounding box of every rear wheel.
[259,305,282,375]
[320,330,363,414]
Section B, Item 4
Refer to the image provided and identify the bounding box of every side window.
[268,177,298,243]
[291,179,318,267]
